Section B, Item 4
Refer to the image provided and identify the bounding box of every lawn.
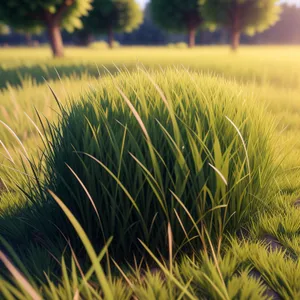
[0,46,300,299]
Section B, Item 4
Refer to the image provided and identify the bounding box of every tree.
[251,4,300,44]
[79,0,143,48]
[201,0,281,51]
[150,0,203,48]
[0,23,9,35]
[0,0,91,57]
[116,3,167,45]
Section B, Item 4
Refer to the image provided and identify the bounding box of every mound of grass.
[8,69,276,262]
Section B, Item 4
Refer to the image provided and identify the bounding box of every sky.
[136,0,299,9]
[137,0,148,9]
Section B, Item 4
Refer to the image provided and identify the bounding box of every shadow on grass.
[0,64,137,90]
[1,62,299,91]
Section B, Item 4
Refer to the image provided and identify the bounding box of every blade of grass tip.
[115,83,164,188]
[177,278,194,300]
[111,259,134,289]
[69,254,93,300]
[0,278,26,300]
[169,190,207,252]
[43,79,65,113]
[0,164,34,178]
[173,209,198,257]
[173,209,189,241]
[0,251,42,300]
[0,178,8,193]
[0,140,14,164]
[138,68,170,109]
[115,86,150,140]
[208,163,228,186]
[203,229,229,299]
[54,67,67,96]
[61,257,72,300]
[129,152,167,215]
[101,64,116,79]
[24,113,46,143]
[74,238,113,297]
[112,63,123,75]
[43,272,60,300]
[139,240,197,300]
[0,237,36,282]
[0,121,28,158]
[77,152,143,217]
[142,71,182,146]
[66,164,102,225]
[94,63,101,77]
[168,222,173,274]
[48,190,114,300]
[0,154,12,164]
[73,289,79,300]
[201,273,228,300]
[225,116,251,180]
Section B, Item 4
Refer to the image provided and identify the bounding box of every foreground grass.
[0,47,300,299]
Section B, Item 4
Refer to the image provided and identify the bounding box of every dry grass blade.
[225,116,251,180]
[0,251,42,300]
[208,163,228,186]
[0,140,14,164]
[0,120,28,158]
[66,164,101,224]
[48,190,114,300]
[168,222,173,274]
[115,86,150,141]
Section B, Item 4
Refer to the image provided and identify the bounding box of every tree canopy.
[0,0,92,56]
[80,0,143,48]
[0,23,9,35]
[150,0,203,47]
[201,0,281,50]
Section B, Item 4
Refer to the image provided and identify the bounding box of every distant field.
[1,46,300,166]
[1,46,300,299]
[0,46,300,89]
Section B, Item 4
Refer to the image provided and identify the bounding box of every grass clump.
[10,69,276,262]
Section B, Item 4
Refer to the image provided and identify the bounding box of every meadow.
[0,46,300,299]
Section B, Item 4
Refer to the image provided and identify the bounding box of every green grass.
[0,46,300,299]
[0,46,300,89]
[3,70,277,262]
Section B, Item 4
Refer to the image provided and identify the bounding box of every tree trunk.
[85,33,94,46]
[188,26,196,48]
[231,30,240,51]
[47,22,64,57]
[24,33,32,46]
[231,4,241,51]
[108,26,114,49]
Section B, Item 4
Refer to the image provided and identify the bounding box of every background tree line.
[0,0,298,57]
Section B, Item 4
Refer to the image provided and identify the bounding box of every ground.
[0,46,300,299]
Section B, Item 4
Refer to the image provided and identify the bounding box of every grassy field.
[0,46,300,299]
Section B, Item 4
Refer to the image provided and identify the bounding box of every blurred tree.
[201,0,281,51]
[116,3,166,45]
[0,23,9,35]
[0,0,92,57]
[150,0,203,48]
[79,0,143,48]
[251,4,300,44]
